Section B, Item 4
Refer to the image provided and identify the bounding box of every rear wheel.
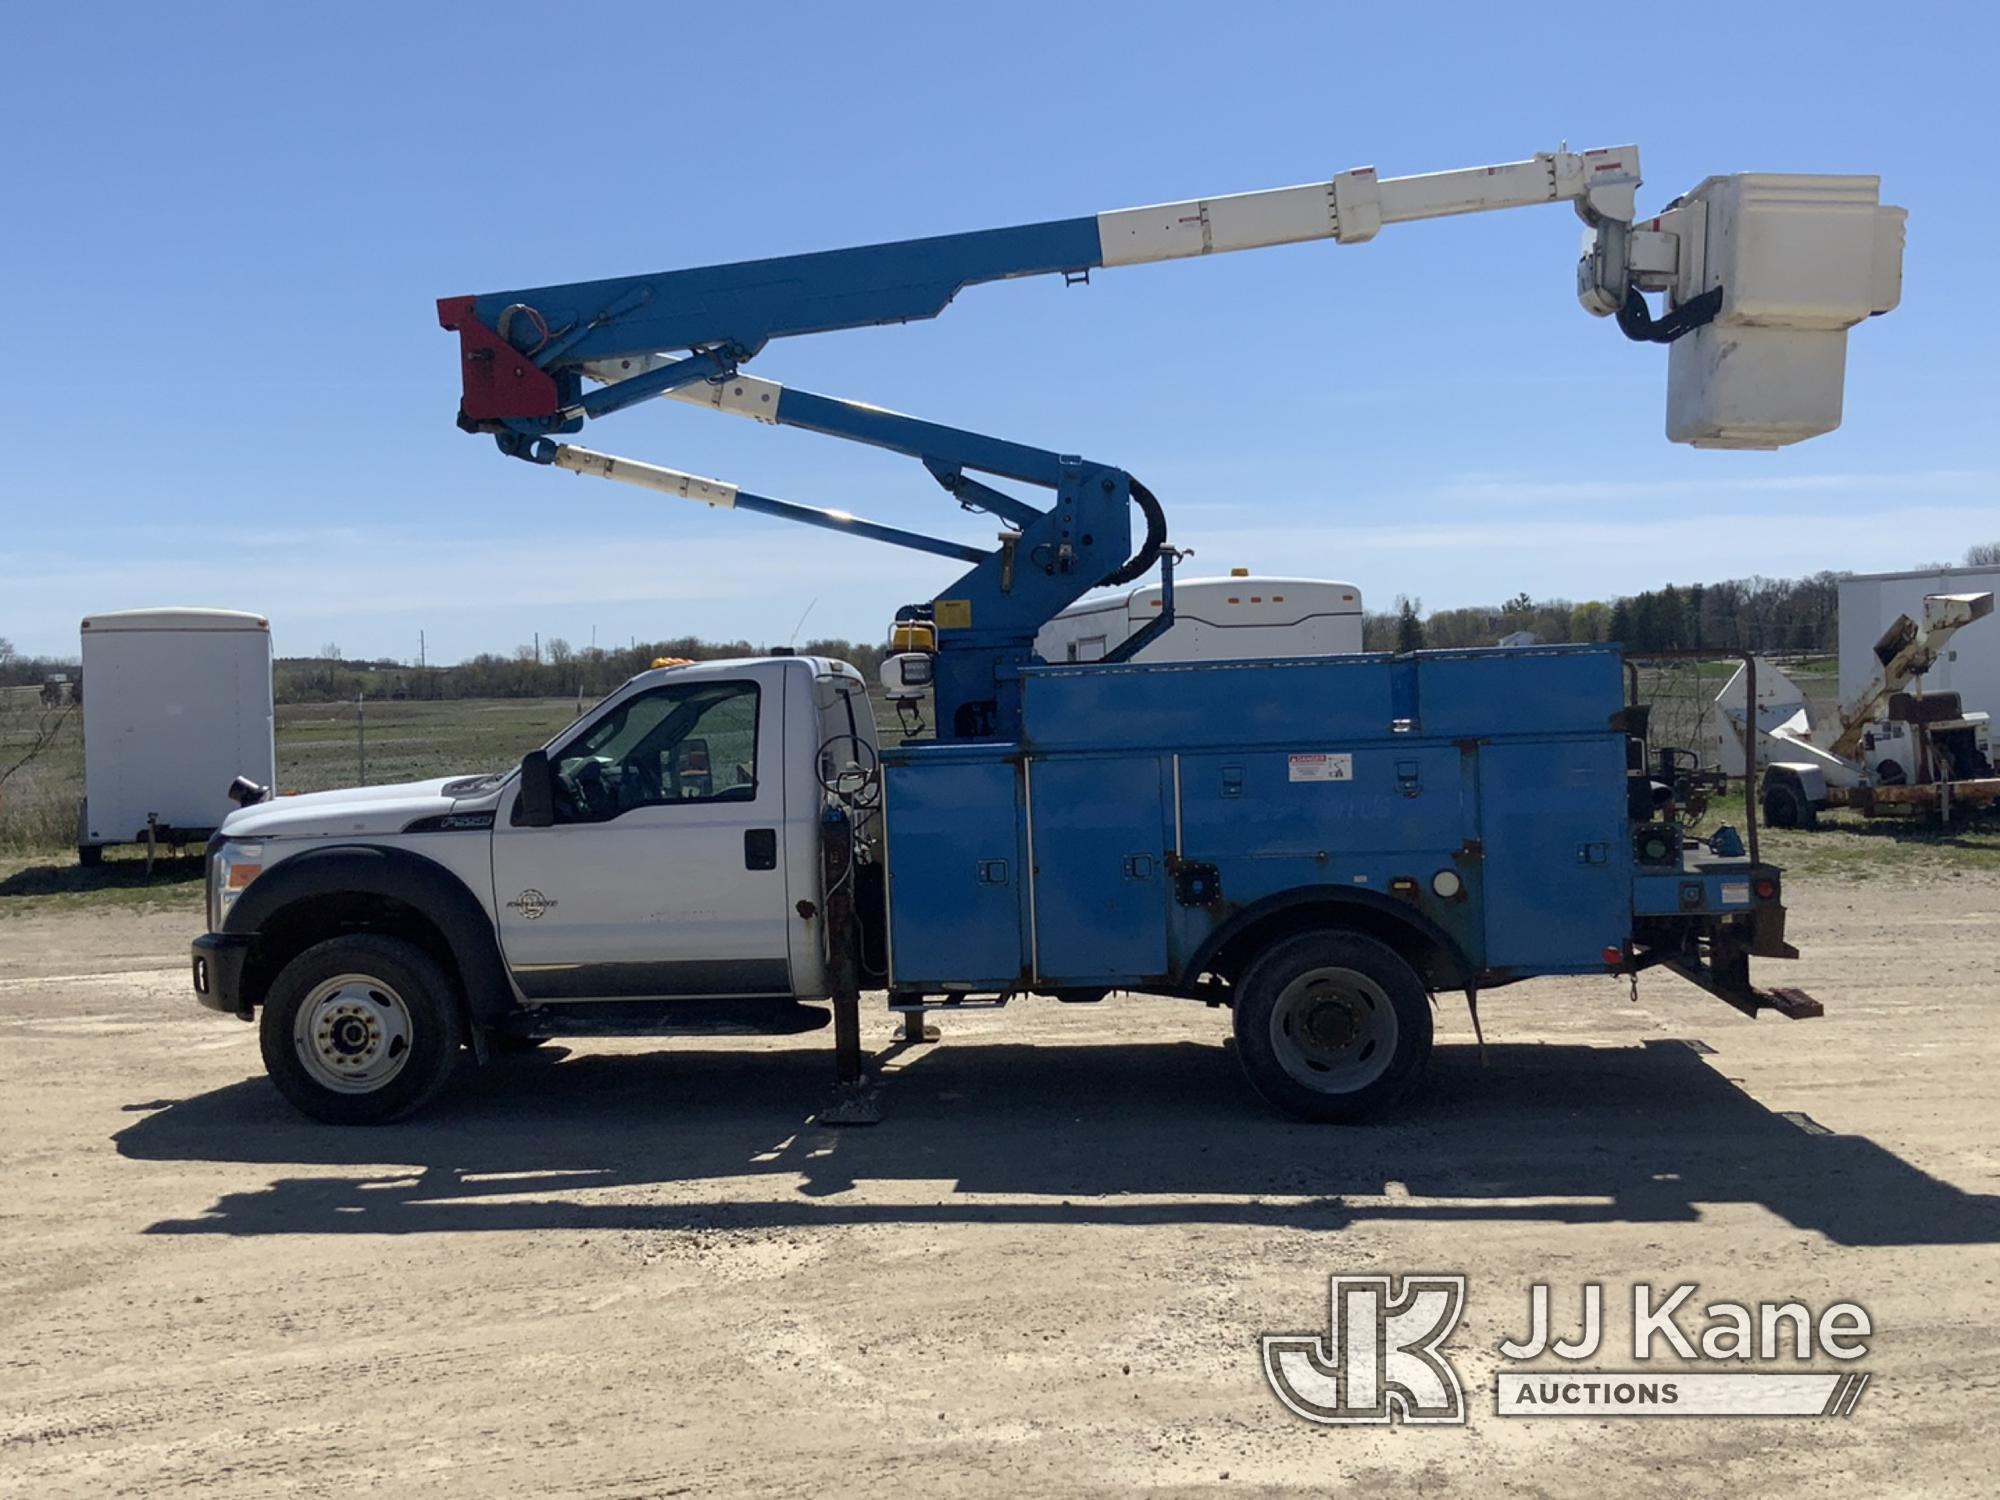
[259,935,463,1124]
[1231,931,1432,1123]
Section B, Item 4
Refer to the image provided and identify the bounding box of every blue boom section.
[467,217,1105,370]
[882,645,1637,993]
[445,214,1151,743]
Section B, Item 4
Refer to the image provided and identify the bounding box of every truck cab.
[193,656,878,1122]
[491,654,872,1005]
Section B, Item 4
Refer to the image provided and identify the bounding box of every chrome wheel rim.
[1269,965,1398,1094]
[294,973,414,1094]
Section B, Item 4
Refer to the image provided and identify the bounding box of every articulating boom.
[439,146,1903,740]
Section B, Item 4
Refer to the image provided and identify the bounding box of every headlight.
[211,841,265,926]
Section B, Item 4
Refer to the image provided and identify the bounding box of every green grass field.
[2,693,588,853]
[0,695,587,912]
[271,696,586,794]
[1689,800,2000,879]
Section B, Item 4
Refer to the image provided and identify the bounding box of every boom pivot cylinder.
[550,445,738,507]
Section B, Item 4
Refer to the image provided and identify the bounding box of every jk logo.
[1261,1274,1467,1425]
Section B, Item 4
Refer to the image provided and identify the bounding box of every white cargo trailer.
[1839,566,2000,720]
[1035,574,1363,664]
[78,608,275,864]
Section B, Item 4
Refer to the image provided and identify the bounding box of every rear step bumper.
[1665,958,1825,1019]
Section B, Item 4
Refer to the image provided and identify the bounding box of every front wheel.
[259,935,464,1124]
[1231,931,1432,1123]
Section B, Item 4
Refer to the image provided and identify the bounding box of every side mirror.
[517,749,556,828]
[227,775,271,808]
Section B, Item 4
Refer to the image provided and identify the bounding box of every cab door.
[489,671,793,1001]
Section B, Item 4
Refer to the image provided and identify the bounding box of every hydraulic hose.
[1617,284,1724,345]
[1099,475,1167,587]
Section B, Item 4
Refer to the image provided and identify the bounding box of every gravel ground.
[1,875,1996,1497]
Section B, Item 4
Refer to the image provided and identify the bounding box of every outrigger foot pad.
[815,1079,883,1127]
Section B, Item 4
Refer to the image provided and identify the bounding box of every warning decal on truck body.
[1288,753,1354,783]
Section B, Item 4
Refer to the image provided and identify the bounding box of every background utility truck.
[191,146,1903,1124]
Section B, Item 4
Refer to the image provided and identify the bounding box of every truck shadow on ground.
[114,1034,2000,1248]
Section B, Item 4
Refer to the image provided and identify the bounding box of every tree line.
[1367,574,1844,656]
[272,636,891,704]
[11,541,1997,700]
[1367,542,2000,656]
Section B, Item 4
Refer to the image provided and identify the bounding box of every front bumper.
[191,932,255,1018]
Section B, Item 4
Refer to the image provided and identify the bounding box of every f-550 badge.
[507,889,556,920]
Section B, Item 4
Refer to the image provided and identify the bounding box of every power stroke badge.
[506,889,556,920]
[1262,1275,1873,1424]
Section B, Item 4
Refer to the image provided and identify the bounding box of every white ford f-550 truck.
[195,656,881,1123]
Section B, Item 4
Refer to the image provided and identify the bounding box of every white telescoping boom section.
[1092,146,1645,263]
[1085,148,1904,452]
[555,145,1902,499]
[584,147,1654,432]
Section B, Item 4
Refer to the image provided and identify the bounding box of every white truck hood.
[218,774,507,840]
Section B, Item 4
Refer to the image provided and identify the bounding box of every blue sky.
[4,3,1994,662]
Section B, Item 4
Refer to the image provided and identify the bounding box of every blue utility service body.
[882,642,1751,998]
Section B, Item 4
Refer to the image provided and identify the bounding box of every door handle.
[744,828,777,870]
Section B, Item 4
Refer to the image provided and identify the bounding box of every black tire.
[259,935,464,1125]
[1231,931,1432,1123]
[78,844,103,868]
[1762,779,1817,830]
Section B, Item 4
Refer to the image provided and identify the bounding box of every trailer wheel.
[1231,931,1432,1123]
[259,935,463,1125]
[78,844,103,868]
[1762,779,1818,830]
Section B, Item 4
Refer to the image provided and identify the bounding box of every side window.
[549,681,760,824]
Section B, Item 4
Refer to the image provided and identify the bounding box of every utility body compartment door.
[1027,755,1168,985]
[883,754,1024,991]
[1476,736,1630,972]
